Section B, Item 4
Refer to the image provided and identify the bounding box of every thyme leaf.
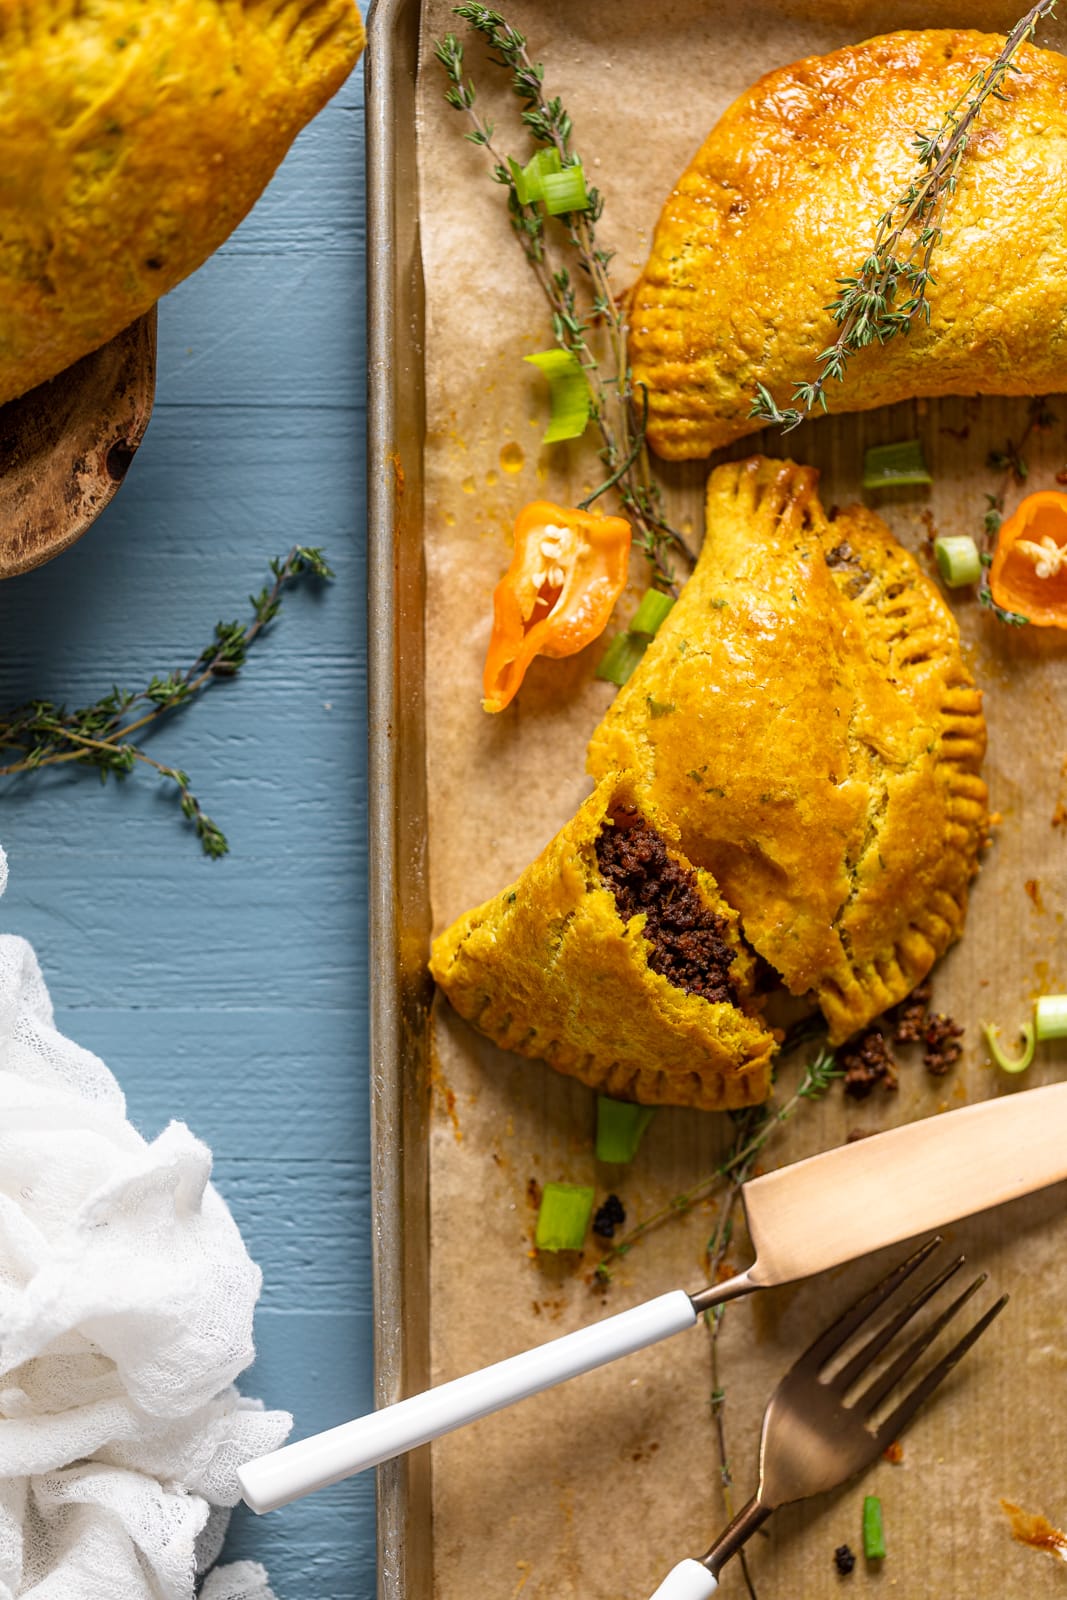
[751,2,1058,432]
[703,1104,766,1600]
[0,546,333,857]
[437,7,694,591]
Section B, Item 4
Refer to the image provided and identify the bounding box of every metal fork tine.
[801,1236,942,1370]
[681,1243,1006,1587]
[873,1291,1010,1447]
[854,1271,985,1417]
[831,1253,966,1396]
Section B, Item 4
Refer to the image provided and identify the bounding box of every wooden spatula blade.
[741,1081,1067,1287]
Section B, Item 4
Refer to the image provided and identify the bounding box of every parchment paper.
[415,4,1067,1595]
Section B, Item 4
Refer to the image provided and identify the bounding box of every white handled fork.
[649,1237,1007,1598]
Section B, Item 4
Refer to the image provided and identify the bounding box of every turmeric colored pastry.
[629,30,1067,459]
[0,0,364,404]
[430,774,776,1111]
[588,458,988,1043]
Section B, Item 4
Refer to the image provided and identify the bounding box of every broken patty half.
[429,777,776,1111]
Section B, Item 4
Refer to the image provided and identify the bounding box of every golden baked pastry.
[430,773,776,1111]
[628,30,1067,459]
[588,458,988,1043]
[0,0,364,404]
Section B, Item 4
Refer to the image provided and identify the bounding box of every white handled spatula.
[239,1080,1067,1513]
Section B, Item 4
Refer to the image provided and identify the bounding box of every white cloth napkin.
[0,848,292,1598]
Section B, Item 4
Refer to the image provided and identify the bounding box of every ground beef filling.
[595,808,739,1004]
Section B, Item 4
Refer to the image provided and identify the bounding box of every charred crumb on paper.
[924,1013,964,1076]
[920,506,939,548]
[833,1544,856,1576]
[840,1028,898,1099]
[592,1193,626,1238]
[889,979,932,1044]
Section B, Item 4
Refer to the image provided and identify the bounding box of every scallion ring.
[541,163,590,216]
[507,146,562,205]
[982,1020,1036,1075]
[596,1096,655,1163]
[535,1182,595,1252]
[1035,994,1067,1041]
[524,348,591,443]
[935,535,982,588]
[862,439,932,490]
[597,587,674,685]
[595,631,648,687]
[862,1495,886,1562]
[630,588,675,638]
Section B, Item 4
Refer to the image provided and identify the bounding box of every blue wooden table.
[0,39,375,1600]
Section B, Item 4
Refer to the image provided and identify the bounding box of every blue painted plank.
[0,37,376,1600]
[55,1011,370,1164]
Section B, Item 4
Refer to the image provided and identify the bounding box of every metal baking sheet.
[367,3,1067,1595]
[367,2,433,1593]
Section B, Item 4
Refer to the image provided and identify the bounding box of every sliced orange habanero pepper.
[482,500,632,713]
[990,490,1067,627]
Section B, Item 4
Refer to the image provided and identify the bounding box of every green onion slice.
[524,349,591,443]
[862,1495,887,1562]
[862,439,932,490]
[598,591,673,688]
[541,163,590,216]
[596,1096,656,1163]
[1035,995,1067,1041]
[630,588,675,638]
[535,1182,595,1252]
[982,1020,1036,1075]
[509,146,562,205]
[596,631,649,686]
[934,535,982,588]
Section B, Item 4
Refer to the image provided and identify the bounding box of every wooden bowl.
[0,309,157,579]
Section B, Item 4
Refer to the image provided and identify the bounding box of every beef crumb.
[890,980,932,1044]
[596,809,739,1003]
[593,1194,626,1239]
[840,1028,898,1099]
[834,1544,856,1576]
[924,1013,964,1075]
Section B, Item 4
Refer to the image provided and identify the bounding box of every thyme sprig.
[751,1,1058,433]
[0,547,333,857]
[436,6,693,591]
[704,1105,766,1600]
[593,1045,841,1283]
[977,396,1056,624]
[591,1044,839,1600]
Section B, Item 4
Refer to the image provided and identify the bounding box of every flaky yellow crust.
[587,458,988,1043]
[0,0,364,403]
[629,30,1067,460]
[430,775,776,1111]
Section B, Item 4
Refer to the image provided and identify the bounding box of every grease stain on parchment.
[1001,1499,1067,1562]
